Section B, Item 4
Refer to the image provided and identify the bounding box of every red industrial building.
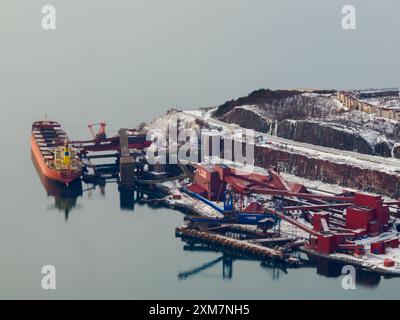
[309,193,391,255]
[187,163,398,257]
[188,163,308,202]
[187,164,226,201]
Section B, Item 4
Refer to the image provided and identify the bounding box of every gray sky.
[1,0,400,126]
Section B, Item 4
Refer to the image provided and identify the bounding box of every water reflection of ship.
[32,151,83,220]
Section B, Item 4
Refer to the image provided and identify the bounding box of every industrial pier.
[32,119,400,277]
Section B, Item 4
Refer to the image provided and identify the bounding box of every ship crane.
[88,122,107,140]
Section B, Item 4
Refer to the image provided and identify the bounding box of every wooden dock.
[176,225,300,265]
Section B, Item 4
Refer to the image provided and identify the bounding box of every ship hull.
[31,134,81,186]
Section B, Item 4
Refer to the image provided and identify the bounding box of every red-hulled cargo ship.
[31,121,83,185]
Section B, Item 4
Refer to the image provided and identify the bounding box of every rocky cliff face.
[200,88,400,197]
[220,107,272,133]
[253,144,400,198]
[276,120,375,155]
[393,144,400,158]
[213,89,400,158]
[374,140,393,158]
[220,108,380,155]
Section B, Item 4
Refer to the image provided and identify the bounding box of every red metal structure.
[187,163,398,256]
[88,122,107,140]
[70,130,151,154]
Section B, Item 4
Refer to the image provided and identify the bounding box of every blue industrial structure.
[182,188,278,228]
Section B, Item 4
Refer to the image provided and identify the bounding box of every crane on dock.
[88,122,107,140]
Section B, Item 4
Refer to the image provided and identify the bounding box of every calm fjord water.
[1,0,400,299]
